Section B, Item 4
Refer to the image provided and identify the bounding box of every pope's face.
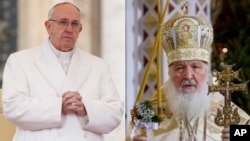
[45,4,82,52]
[169,60,209,94]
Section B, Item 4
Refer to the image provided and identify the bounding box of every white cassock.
[2,39,124,141]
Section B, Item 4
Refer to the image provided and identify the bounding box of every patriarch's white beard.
[166,79,210,120]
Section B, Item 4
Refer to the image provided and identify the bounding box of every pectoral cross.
[209,63,248,127]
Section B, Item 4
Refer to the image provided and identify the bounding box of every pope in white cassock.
[127,4,250,141]
[2,2,123,141]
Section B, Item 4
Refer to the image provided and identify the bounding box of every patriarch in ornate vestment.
[127,1,250,141]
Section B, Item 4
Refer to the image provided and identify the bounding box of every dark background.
[0,0,17,87]
[212,0,250,115]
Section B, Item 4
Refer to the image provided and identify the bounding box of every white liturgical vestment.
[127,83,250,141]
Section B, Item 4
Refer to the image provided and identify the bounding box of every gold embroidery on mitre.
[161,12,213,65]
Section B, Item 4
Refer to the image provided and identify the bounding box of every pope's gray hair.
[48,2,80,19]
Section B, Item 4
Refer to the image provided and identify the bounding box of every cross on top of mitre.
[181,1,189,16]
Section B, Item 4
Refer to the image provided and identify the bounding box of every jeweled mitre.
[161,13,213,65]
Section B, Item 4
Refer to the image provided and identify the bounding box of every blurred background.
[0,0,125,141]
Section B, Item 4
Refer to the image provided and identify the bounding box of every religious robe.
[2,39,124,141]
[127,83,250,141]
